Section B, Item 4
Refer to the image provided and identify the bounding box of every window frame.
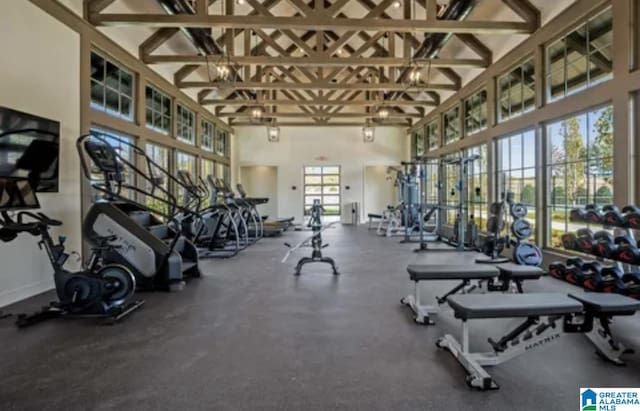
[176,103,196,145]
[443,106,461,145]
[145,84,172,135]
[303,166,341,217]
[497,57,536,123]
[545,7,613,103]
[464,89,488,136]
[201,119,215,152]
[90,50,135,121]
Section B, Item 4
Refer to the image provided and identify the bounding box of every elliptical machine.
[0,178,143,327]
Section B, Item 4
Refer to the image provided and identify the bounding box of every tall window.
[426,120,439,151]
[176,104,195,145]
[175,151,196,206]
[201,120,215,151]
[546,106,613,247]
[145,143,170,214]
[90,128,135,200]
[444,107,461,145]
[216,129,227,157]
[201,158,215,181]
[498,58,535,122]
[546,8,613,102]
[145,85,172,134]
[414,129,425,157]
[464,90,488,136]
[442,153,461,225]
[304,166,340,217]
[223,165,231,185]
[465,145,488,231]
[497,129,537,239]
[90,51,134,120]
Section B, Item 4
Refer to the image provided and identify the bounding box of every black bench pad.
[447,293,583,320]
[407,264,499,281]
[368,213,383,219]
[569,293,640,315]
[497,263,544,280]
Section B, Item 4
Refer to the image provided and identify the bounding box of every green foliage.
[596,185,613,203]
[590,106,614,183]
[562,117,587,204]
[521,184,535,205]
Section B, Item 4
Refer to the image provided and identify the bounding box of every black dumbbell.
[623,206,640,229]
[561,232,577,251]
[565,259,600,286]
[585,204,603,224]
[575,228,595,253]
[592,231,615,258]
[585,265,623,292]
[548,262,567,279]
[570,208,587,222]
[614,242,640,265]
[602,205,625,227]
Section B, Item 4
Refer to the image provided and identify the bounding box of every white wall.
[0,2,81,306]
[364,166,398,217]
[239,166,278,219]
[234,126,408,222]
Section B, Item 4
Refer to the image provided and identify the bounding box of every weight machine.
[416,154,480,252]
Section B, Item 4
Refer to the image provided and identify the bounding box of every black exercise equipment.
[585,204,604,224]
[283,199,338,276]
[512,242,543,266]
[624,206,640,229]
[565,260,601,286]
[0,178,143,327]
[78,133,201,291]
[575,228,595,253]
[614,242,640,265]
[561,232,577,250]
[603,205,625,227]
[437,292,640,390]
[583,265,624,293]
[569,208,587,222]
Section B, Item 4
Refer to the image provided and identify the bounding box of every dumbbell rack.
[550,205,640,298]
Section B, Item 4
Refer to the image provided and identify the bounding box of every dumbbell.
[548,262,567,279]
[617,272,640,297]
[623,206,640,229]
[561,232,577,251]
[602,205,625,227]
[613,241,640,265]
[592,231,615,258]
[575,228,595,253]
[585,204,603,224]
[569,208,587,222]
[565,259,600,286]
[584,265,623,293]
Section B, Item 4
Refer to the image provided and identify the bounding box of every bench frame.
[401,274,529,325]
[436,310,634,390]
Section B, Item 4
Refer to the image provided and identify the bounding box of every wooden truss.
[84,0,540,126]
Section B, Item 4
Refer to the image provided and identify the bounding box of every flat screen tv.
[0,106,60,192]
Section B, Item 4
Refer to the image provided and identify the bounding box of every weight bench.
[367,213,383,230]
[436,293,640,390]
[401,263,543,324]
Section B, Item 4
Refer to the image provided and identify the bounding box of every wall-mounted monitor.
[0,107,60,192]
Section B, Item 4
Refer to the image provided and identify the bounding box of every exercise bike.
[0,178,144,327]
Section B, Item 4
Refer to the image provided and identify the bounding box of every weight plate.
[513,242,543,266]
[489,202,502,216]
[510,203,527,219]
[486,216,504,234]
[100,265,136,306]
[511,218,533,240]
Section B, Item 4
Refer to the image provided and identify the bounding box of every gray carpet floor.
[1,225,640,410]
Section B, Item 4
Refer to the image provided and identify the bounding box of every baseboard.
[0,280,53,308]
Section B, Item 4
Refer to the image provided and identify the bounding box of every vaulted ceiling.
[75,0,575,127]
